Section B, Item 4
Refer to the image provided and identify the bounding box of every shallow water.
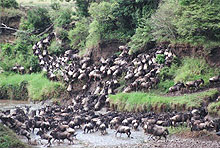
[1,100,219,148]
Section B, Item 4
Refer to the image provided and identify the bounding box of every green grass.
[0,73,65,101]
[109,88,219,112]
[0,123,28,148]
[174,57,220,85]
[168,126,190,135]
[158,57,220,92]
[208,101,220,116]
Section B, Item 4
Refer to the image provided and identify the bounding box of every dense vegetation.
[0,73,64,101]
[158,57,220,92]
[0,123,27,148]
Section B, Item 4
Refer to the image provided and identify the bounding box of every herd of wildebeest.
[1,33,220,147]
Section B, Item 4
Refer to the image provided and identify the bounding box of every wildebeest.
[115,125,131,138]
[144,123,169,142]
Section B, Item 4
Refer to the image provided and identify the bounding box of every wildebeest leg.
[148,134,153,140]
[68,137,73,145]
[163,135,167,142]
[39,140,43,145]
[127,132,131,138]
[115,131,118,137]
[156,136,161,142]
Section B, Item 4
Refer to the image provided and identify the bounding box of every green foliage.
[208,101,220,116]
[157,80,174,93]
[109,88,219,112]
[0,36,40,73]
[174,57,219,85]
[50,2,60,10]
[174,0,220,45]
[0,124,27,148]
[74,0,94,17]
[54,27,68,40]
[68,18,89,51]
[147,0,220,48]
[156,54,165,64]
[48,40,64,55]
[0,0,18,8]
[21,7,51,31]
[53,8,72,27]
[150,0,178,42]
[128,18,153,53]
[0,7,24,22]
[158,57,219,92]
[0,73,65,101]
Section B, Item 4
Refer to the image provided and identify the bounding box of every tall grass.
[158,57,220,92]
[208,101,220,116]
[109,89,219,112]
[174,57,220,85]
[0,123,28,148]
[0,73,64,101]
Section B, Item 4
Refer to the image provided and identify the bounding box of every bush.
[0,35,41,73]
[50,2,60,10]
[156,54,165,64]
[21,7,51,32]
[150,0,178,42]
[48,40,64,55]
[128,18,153,54]
[0,0,18,8]
[68,17,89,51]
[53,8,72,27]
[174,0,220,45]
[55,27,68,40]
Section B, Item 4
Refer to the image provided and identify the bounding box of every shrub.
[48,40,64,55]
[54,27,68,40]
[128,18,153,54]
[150,0,178,42]
[0,36,41,73]
[156,54,165,64]
[21,7,51,32]
[174,0,220,45]
[0,0,18,8]
[50,2,60,10]
[53,8,72,27]
[68,17,89,51]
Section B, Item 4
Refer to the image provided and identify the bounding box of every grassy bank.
[0,123,28,148]
[0,73,65,101]
[109,88,219,113]
[158,57,220,92]
[208,101,220,116]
